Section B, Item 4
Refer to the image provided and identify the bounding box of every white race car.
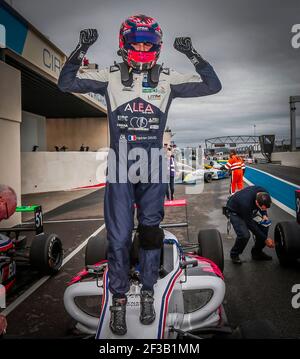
[64,228,226,338]
[63,200,278,339]
[176,163,228,184]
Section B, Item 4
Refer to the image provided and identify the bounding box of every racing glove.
[173,37,208,69]
[68,29,98,65]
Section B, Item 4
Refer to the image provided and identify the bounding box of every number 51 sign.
[34,206,44,235]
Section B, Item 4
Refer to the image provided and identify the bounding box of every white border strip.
[244,178,296,218]
[62,224,105,266]
[247,166,299,188]
[1,224,106,317]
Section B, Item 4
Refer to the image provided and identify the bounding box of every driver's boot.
[109,296,127,335]
[140,290,156,325]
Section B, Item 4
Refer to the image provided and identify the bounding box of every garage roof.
[6,54,107,118]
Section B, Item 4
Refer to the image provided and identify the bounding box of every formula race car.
[0,185,63,294]
[175,163,207,184]
[63,199,277,339]
[205,168,229,182]
[176,163,229,185]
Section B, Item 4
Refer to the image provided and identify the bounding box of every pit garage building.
[0,2,108,226]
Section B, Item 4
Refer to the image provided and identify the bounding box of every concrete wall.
[0,61,22,226]
[271,152,300,168]
[46,117,108,151]
[21,111,46,152]
[254,152,300,168]
[21,151,108,194]
[253,153,265,160]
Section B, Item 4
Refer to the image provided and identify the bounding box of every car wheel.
[85,231,108,266]
[204,173,212,183]
[198,229,224,272]
[30,233,63,274]
[275,221,300,266]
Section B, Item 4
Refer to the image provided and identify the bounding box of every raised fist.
[173,37,193,54]
[79,29,98,46]
[67,29,98,65]
[173,37,207,68]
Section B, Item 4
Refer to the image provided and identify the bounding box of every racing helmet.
[119,14,163,71]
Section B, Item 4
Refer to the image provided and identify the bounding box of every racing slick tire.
[198,229,224,272]
[204,172,213,183]
[274,221,300,266]
[85,231,108,266]
[30,233,63,274]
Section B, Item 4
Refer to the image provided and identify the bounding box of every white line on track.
[23,218,104,225]
[247,166,299,188]
[1,223,106,317]
[62,223,105,266]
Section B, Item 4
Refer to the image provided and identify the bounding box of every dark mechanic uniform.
[226,185,270,257]
[166,155,176,200]
[58,44,221,297]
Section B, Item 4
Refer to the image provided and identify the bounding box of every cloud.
[10,0,300,146]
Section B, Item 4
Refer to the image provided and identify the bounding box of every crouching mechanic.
[58,14,222,336]
[226,186,275,264]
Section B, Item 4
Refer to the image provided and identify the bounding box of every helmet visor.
[124,30,161,45]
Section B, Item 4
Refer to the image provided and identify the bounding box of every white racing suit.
[58,57,222,297]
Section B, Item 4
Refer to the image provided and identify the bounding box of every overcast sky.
[8,0,300,146]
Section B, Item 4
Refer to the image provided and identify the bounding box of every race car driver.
[58,14,222,336]
[226,185,275,264]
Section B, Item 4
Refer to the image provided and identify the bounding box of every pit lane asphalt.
[3,178,300,338]
[251,163,300,186]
